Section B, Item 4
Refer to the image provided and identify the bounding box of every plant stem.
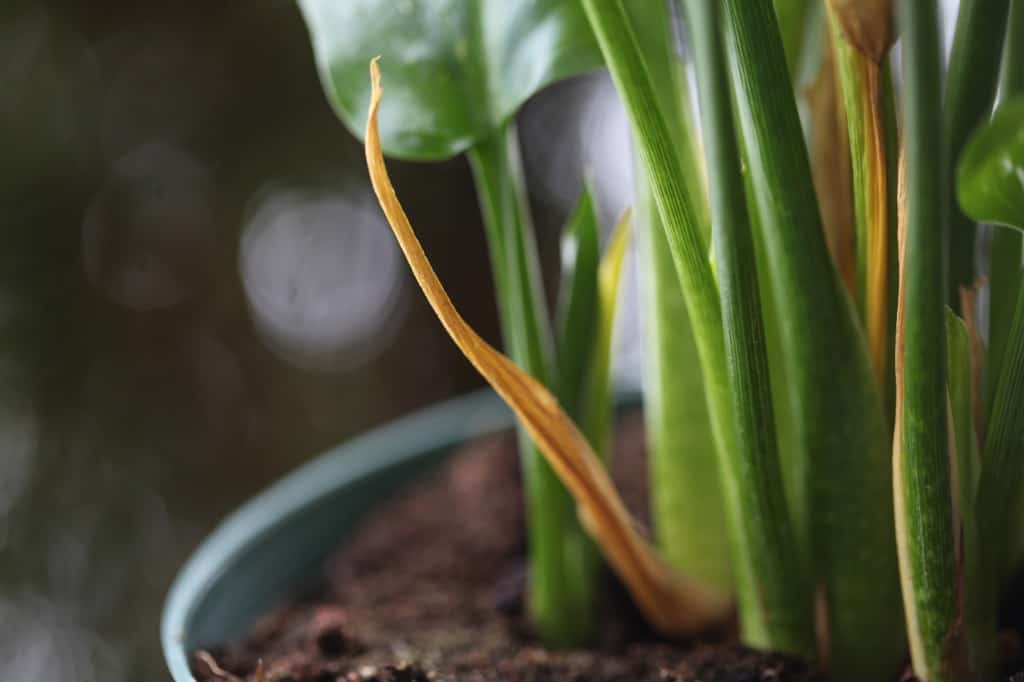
[989,0,1024,417]
[1003,0,1024,97]
[636,166,732,597]
[583,0,805,652]
[894,3,961,680]
[720,1,902,677]
[685,0,815,656]
[943,0,1011,308]
[774,0,812,77]
[579,0,736,571]
[626,0,732,600]
[468,124,594,647]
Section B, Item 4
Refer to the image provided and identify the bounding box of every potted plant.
[164,1,1024,680]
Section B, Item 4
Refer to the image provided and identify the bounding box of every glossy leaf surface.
[299,0,600,160]
[957,97,1024,231]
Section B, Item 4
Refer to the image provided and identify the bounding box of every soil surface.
[190,413,817,681]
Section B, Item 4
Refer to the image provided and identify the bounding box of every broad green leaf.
[298,0,600,160]
[721,1,902,677]
[556,187,600,421]
[957,97,1024,231]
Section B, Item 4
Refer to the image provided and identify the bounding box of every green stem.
[896,3,960,680]
[581,0,757,647]
[997,0,1024,578]
[636,164,732,597]
[468,124,594,647]
[720,1,902,678]
[774,0,812,77]
[686,0,814,656]
[579,0,736,562]
[990,0,1024,417]
[625,0,732,599]
[944,0,1012,307]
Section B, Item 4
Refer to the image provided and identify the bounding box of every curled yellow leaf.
[364,58,729,636]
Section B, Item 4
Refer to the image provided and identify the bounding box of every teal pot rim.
[161,389,513,682]
[161,387,640,681]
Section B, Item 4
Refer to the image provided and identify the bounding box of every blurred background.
[0,1,639,680]
[0,0,969,680]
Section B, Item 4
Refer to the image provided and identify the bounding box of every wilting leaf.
[364,60,729,636]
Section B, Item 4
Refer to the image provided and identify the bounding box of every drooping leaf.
[469,121,586,648]
[298,0,601,160]
[957,97,1024,231]
[364,60,731,634]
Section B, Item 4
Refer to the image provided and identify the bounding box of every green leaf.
[582,0,747,640]
[556,186,601,420]
[957,97,1024,231]
[720,1,903,678]
[686,0,815,657]
[298,0,600,160]
[621,1,731,597]
[468,123,592,648]
[774,0,812,76]
[895,3,961,680]
[944,0,1012,305]
[637,170,732,598]
[947,308,985,681]
[579,210,630,463]
[945,309,979,538]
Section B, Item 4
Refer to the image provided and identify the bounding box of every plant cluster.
[299,1,1024,680]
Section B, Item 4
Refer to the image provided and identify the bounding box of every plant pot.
[161,389,516,682]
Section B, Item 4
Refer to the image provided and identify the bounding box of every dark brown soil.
[189,412,821,681]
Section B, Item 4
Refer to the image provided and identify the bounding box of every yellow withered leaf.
[363,58,729,637]
[828,0,895,64]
